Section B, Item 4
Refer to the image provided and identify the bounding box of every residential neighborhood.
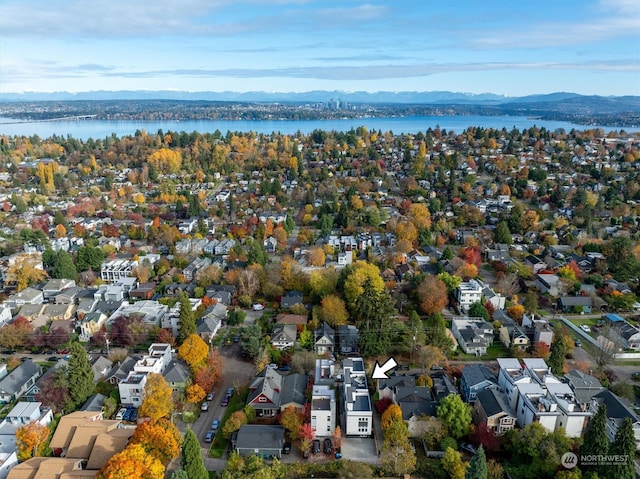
[0,125,638,478]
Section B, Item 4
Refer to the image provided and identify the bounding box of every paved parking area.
[340,437,378,464]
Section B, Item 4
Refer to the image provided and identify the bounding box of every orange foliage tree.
[381,404,403,430]
[129,418,182,465]
[15,421,50,461]
[96,443,164,479]
[139,373,174,421]
[178,334,209,371]
[416,276,448,315]
[185,384,206,404]
[193,350,223,393]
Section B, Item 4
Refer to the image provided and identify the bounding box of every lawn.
[451,342,509,361]
[208,387,248,458]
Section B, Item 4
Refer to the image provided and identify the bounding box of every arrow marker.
[372,358,398,379]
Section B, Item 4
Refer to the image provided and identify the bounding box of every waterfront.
[1,115,636,140]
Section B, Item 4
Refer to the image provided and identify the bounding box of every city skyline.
[1,0,639,97]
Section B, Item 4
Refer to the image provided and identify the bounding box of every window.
[258,397,267,402]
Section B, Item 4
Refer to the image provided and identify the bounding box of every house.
[557,296,593,314]
[314,359,335,383]
[495,312,530,351]
[100,258,138,283]
[515,382,561,433]
[271,324,297,350]
[497,358,530,409]
[562,369,605,404]
[3,287,44,312]
[129,282,157,301]
[455,279,483,313]
[546,381,592,438]
[342,358,372,436]
[430,371,458,401]
[536,274,563,297]
[591,389,640,449]
[377,375,416,402]
[460,364,498,403]
[90,356,113,382]
[196,315,222,344]
[118,373,147,406]
[311,384,336,437]
[54,286,83,305]
[79,311,108,341]
[451,318,494,356]
[337,325,359,355]
[264,236,278,254]
[0,402,53,470]
[396,387,437,437]
[106,300,169,328]
[524,255,547,274]
[0,360,41,404]
[522,314,554,347]
[163,361,190,394]
[246,367,308,417]
[314,322,335,355]
[275,313,307,329]
[474,388,517,435]
[81,393,107,413]
[604,314,640,350]
[106,357,137,386]
[232,425,285,458]
[281,290,303,310]
[41,278,76,300]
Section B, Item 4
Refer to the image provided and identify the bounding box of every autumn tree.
[97,443,164,479]
[5,253,47,291]
[416,275,448,315]
[442,447,468,479]
[381,404,403,430]
[148,148,182,174]
[320,294,348,327]
[185,384,206,404]
[280,405,303,440]
[36,367,72,414]
[299,423,315,456]
[308,247,326,267]
[415,345,446,372]
[380,420,416,476]
[181,428,207,479]
[67,341,95,408]
[139,373,174,421]
[178,334,209,371]
[309,267,339,299]
[437,394,472,439]
[342,260,385,312]
[222,410,248,439]
[0,316,33,349]
[16,421,50,461]
[129,418,182,465]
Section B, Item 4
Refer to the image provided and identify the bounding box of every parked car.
[123,408,134,421]
[580,324,592,333]
[226,387,234,396]
[282,442,291,454]
[204,431,215,443]
[312,439,321,454]
[278,365,291,372]
[220,397,229,407]
[323,438,332,454]
[459,442,476,454]
[211,419,220,431]
[252,303,265,311]
[47,356,59,362]
[206,391,215,401]
[268,363,278,370]
[115,408,127,420]
[574,339,582,347]
[201,401,210,411]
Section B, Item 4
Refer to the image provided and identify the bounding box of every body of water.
[0,115,636,140]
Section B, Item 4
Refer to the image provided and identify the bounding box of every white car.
[580,324,592,333]
[201,401,210,411]
[115,408,127,420]
[252,303,265,311]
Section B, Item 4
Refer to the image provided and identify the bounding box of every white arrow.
[372,358,398,379]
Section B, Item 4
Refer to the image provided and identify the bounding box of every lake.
[0,115,636,140]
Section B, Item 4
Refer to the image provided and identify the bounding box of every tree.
[466,445,488,479]
[494,221,512,245]
[332,425,343,451]
[15,421,50,461]
[171,470,189,479]
[0,317,33,349]
[320,294,348,327]
[342,261,385,312]
[67,341,95,408]
[608,417,635,479]
[280,405,302,440]
[36,367,72,414]
[178,334,209,371]
[425,312,454,351]
[177,293,196,343]
[129,418,182,465]
[354,279,396,356]
[222,410,248,439]
[581,404,608,463]
[548,335,568,375]
[381,404,403,430]
[437,394,472,439]
[76,245,106,272]
[415,344,446,372]
[5,253,47,291]
[139,373,174,421]
[181,428,208,479]
[299,423,315,455]
[299,327,314,350]
[308,247,326,267]
[442,447,467,479]
[48,250,77,280]
[97,443,164,479]
[416,276,448,315]
[380,420,416,476]
[468,302,490,321]
[185,383,206,404]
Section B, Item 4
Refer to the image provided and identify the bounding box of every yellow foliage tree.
[407,203,432,230]
[148,148,182,174]
[15,421,50,462]
[129,418,182,465]
[96,443,164,479]
[178,334,209,371]
[381,404,403,430]
[507,304,525,322]
[308,247,326,267]
[54,224,67,238]
[139,373,174,422]
[6,254,47,292]
[343,260,385,311]
[185,383,206,404]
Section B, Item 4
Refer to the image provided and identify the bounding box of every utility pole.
[105,337,110,356]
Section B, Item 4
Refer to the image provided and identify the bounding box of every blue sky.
[1,0,639,96]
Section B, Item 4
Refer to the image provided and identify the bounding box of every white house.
[118,373,147,406]
[451,318,494,356]
[455,279,483,312]
[342,358,372,437]
[311,384,336,437]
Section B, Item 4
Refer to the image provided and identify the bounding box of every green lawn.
[208,387,249,458]
[451,342,509,361]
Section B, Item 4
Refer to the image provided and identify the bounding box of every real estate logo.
[561,452,578,469]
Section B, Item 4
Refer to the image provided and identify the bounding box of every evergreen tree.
[181,428,208,479]
[170,471,188,479]
[580,404,609,475]
[355,279,395,356]
[494,221,513,245]
[52,250,78,280]
[67,342,95,408]
[466,445,488,479]
[608,417,635,479]
[468,302,490,321]
[177,292,196,344]
[548,335,568,375]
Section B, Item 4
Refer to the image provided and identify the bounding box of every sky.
[1,0,639,97]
